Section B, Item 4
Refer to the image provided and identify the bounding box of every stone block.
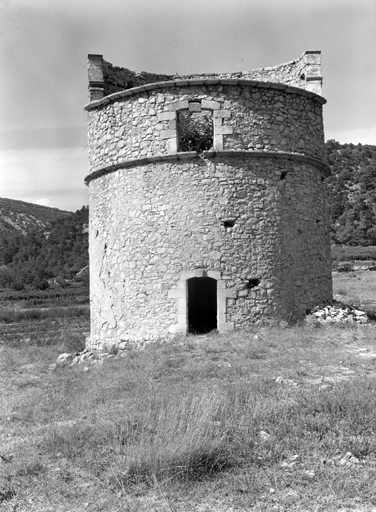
[306,64,321,77]
[166,138,177,153]
[169,100,189,111]
[214,110,231,119]
[177,298,187,315]
[218,322,234,332]
[168,288,185,299]
[218,288,237,298]
[207,271,221,280]
[160,129,176,139]
[177,313,187,325]
[157,111,176,121]
[304,51,321,64]
[202,99,221,110]
[173,79,189,87]
[189,102,201,112]
[181,270,206,280]
[306,81,322,95]
[187,79,205,86]
[168,324,186,334]
[215,125,233,135]
[213,135,223,150]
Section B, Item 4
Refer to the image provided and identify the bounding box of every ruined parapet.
[85,52,332,350]
[87,50,323,101]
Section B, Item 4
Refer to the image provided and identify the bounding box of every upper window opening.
[178,108,213,153]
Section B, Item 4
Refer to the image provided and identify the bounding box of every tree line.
[0,206,88,291]
[325,140,376,245]
[0,140,375,291]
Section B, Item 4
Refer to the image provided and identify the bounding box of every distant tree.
[1,206,89,290]
[325,141,376,246]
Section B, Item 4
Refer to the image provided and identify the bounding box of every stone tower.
[85,51,332,350]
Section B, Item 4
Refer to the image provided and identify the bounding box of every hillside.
[325,140,376,245]
[0,197,69,236]
[0,200,88,291]
[0,140,375,291]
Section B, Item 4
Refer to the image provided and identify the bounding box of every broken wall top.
[87,51,323,103]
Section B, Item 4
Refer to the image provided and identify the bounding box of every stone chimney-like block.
[303,51,322,95]
[88,54,105,101]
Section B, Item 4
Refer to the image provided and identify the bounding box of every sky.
[0,0,375,212]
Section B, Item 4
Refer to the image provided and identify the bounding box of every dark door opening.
[187,277,217,334]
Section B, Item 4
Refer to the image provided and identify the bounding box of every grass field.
[0,285,89,309]
[1,275,376,511]
[331,245,376,263]
[333,270,376,309]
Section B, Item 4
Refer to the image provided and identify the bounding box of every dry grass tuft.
[2,288,376,510]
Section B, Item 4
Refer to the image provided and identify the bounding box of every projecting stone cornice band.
[84,150,331,185]
[84,79,326,111]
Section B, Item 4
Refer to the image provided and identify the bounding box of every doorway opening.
[187,277,217,334]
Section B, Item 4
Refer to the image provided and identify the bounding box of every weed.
[3,295,376,510]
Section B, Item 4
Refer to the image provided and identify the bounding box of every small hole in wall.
[316,219,321,224]
[247,278,260,289]
[223,219,236,229]
[280,171,287,180]
[300,73,306,80]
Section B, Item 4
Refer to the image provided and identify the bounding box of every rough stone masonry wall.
[85,51,331,350]
[87,51,322,99]
[88,156,331,348]
[87,85,325,173]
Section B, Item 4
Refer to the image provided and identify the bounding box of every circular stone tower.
[85,51,332,350]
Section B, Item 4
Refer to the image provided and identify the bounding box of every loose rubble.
[53,343,132,371]
[309,301,369,324]
[53,300,370,371]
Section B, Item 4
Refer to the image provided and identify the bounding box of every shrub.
[178,110,213,153]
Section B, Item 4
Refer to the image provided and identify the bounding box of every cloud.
[0,146,88,211]
[326,126,376,146]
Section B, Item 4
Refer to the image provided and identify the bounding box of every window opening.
[178,110,213,153]
[223,219,236,229]
[187,277,217,333]
[246,278,260,289]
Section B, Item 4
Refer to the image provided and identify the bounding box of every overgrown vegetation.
[0,197,69,237]
[331,244,376,262]
[325,140,376,246]
[178,110,213,153]
[0,305,89,324]
[2,296,376,510]
[0,140,375,295]
[0,284,89,308]
[0,206,88,292]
